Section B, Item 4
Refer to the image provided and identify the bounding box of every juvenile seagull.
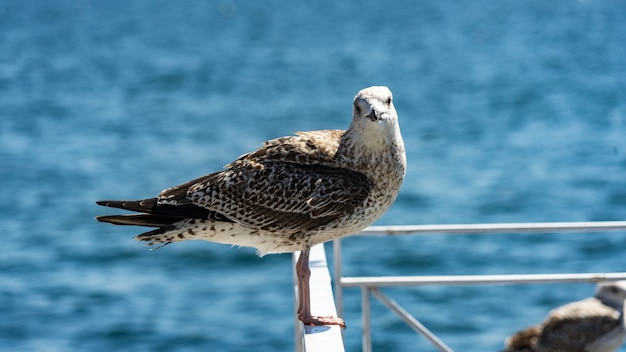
[96,86,406,327]
[503,281,626,352]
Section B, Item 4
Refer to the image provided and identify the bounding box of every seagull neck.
[335,128,406,180]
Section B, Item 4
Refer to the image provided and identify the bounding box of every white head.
[595,280,626,309]
[350,86,402,143]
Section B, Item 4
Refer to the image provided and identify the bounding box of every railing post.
[333,239,343,318]
[362,287,372,352]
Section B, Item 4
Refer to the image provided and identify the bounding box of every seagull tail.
[96,197,236,247]
[95,208,178,247]
[96,198,238,248]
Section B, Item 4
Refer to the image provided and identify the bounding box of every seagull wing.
[157,131,371,232]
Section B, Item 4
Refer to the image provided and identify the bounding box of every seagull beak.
[366,108,378,122]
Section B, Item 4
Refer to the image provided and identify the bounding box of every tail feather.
[96,214,180,227]
[96,198,233,222]
[96,199,157,213]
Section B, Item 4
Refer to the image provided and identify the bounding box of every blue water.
[1,0,625,351]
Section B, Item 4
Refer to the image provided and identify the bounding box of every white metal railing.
[295,221,626,351]
[348,272,626,352]
[335,221,626,352]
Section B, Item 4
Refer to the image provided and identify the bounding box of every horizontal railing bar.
[362,287,372,352]
[341,272,626,287]
[359,221,626,236]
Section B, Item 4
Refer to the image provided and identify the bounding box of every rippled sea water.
[1,1,625,351]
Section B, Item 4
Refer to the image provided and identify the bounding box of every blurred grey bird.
[503,281,626,352]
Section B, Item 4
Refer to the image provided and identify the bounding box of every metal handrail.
[360,221,626,235]
[341,272,626,287]
[332,221,626,352]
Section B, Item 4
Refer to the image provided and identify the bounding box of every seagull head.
[343,86,406,181]
[352,86,396,123]
[595,280,626,309]
[350,86,401,144]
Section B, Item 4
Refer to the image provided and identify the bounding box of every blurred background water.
[1,0,625,351]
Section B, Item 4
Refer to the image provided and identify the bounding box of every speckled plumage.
[97,86,405,255]
[97,86,406,327]
[503,281,626,352]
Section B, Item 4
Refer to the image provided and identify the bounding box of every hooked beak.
[366,108,379,122]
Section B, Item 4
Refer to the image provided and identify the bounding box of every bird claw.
[301,315,347,329]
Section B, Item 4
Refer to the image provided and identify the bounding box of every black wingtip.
[95,215,119,224]
[94,199,158,213]
[96,200,125,207]
[96,214,182,227]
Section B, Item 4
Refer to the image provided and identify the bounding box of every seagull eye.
[354,103,362,115]
[386,97,392,106]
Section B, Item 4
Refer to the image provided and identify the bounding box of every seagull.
[96,86,406,327]
[503,281,626,352]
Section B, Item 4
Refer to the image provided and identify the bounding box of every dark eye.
[354,103,361,114]
[386,97,392,106]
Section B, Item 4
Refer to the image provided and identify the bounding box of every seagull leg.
[296,247,346,328]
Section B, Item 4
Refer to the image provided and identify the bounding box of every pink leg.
[296,248,346,328]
